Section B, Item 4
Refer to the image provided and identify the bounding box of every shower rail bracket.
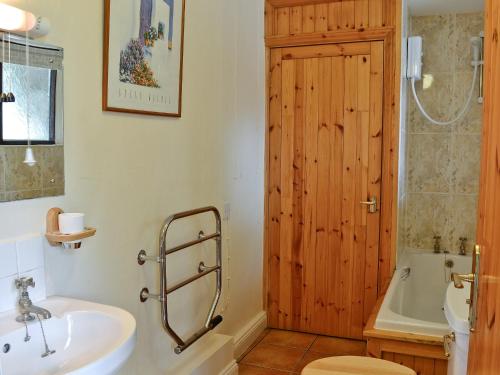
[138,206,223,354]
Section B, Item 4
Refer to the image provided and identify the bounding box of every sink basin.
[0,297,136,375]
[444,281,471,334]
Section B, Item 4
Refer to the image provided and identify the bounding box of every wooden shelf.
[45,227,96,245]
[45,207,96,247]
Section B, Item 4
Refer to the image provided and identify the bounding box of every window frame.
[0,63,57,145]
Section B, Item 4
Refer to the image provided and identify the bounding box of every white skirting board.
[166,311,267,375]
[232,311,268,360]
[167,333,235,375]
[220,361,238,375]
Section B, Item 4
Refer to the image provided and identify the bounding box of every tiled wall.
[401,13,484,254]
[0,145,64,202]
[0,234,46,312]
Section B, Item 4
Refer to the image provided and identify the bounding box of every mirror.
[0,34,64,202]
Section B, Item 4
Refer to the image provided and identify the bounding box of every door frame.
[263,8,402,312]
[467,0,500,372]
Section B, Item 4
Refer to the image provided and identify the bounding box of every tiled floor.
[238,329,367,374]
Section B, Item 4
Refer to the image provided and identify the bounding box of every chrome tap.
[15,277,51,322]
[433,235,442,254]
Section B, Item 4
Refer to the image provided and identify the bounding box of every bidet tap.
[15,277,51,322]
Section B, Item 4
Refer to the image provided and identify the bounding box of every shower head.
[471,36,482,63]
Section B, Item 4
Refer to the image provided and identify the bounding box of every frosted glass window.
[1,63,56,143]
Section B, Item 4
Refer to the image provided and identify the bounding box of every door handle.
[469,245,481,332]
[451,272,475,289]
[360,196,377,213]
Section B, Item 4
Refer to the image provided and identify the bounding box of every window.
[0,63,57,145]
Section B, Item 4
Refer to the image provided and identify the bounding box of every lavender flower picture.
[103,0,185,117]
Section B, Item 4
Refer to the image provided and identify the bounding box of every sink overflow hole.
[2,343,10,353]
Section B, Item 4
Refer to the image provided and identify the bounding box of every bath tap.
[459,237,468,256]
[14,277,52,322]
[433,235,442,253]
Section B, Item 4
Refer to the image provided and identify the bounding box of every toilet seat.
[301,356,417,375]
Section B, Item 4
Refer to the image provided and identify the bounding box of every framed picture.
[103,0,185,117]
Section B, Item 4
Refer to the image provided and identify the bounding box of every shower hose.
[411,61,480,126]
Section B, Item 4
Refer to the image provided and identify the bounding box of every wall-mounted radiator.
[137,206,223,354]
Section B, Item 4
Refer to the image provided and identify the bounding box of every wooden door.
[267,41,384,339]
[467,0,500,373]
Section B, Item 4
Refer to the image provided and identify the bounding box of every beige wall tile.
[0,145,65,202]
[6,190,43,201]
[449,194,478,253]
[454,71,483,134]
[40,146,65,189]
[408,73,455,133]
[411,14,456,73]
[451,134,481,194]
[4,147,42,192]
[402,12,484,253]
[407,134,451,193]
[454,13,484,72]
[405,193,453,252]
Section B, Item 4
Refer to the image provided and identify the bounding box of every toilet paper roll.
[58,213,85,234]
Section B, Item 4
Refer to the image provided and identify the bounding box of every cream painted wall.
[0,0,265,373]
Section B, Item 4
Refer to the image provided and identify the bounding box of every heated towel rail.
[137,206,223,354]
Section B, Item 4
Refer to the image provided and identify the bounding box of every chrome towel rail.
[138,206,223,354]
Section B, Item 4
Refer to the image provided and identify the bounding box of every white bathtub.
[375,252,472,337]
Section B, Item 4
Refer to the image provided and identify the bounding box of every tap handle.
[433,235,442,252]
[15,277,35,291]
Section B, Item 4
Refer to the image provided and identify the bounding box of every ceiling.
[409,0,484,16]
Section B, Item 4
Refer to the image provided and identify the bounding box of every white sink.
[0,297,136,375]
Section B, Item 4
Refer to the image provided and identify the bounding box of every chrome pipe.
[166,266,220,295]
[156,206,223,351]
[165,232,220,256]
[204,213,222,329]
[479,33,484,103]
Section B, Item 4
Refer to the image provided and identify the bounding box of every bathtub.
[375,252,472,337]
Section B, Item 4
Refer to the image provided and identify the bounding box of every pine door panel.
[267,42,384,339]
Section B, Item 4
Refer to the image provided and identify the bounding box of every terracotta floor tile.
[238,329,272,361]
[239,364,292,375]
[293,351,331,374]
[309,336,366,356]
[261,329,317,349]
[241,342,306,371]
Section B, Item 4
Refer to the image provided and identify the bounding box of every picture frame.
[103,0,185,117]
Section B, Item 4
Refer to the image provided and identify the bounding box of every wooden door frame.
[263,13,402,312]
[467,0,500,371]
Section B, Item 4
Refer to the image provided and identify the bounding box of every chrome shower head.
[471,36,482,63]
